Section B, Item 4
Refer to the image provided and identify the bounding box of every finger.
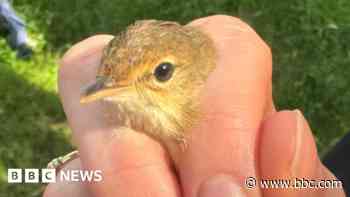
[59,35,180,197]
[43,159,92,197]
[259,110,345,197]
[175,15,273,197]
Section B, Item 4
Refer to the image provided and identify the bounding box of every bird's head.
[80,20,216,141]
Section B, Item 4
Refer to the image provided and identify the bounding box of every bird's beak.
[80,76,130,104]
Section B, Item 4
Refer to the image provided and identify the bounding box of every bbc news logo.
[8,168,103,183]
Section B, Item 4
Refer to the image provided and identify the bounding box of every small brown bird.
[81,20,216,143]
[48,20,216,169]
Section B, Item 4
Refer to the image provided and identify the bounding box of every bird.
[81,20,217,144]
[48,20,216,169]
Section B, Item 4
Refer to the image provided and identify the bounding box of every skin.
[44,15,345,197]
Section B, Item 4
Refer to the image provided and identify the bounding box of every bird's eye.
[154,62,174,82]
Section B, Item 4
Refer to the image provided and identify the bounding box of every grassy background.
[1,0,349,196]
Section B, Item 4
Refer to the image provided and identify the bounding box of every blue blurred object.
[0,0,33,59]
[323,132,350,196]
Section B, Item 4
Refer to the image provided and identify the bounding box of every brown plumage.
[80,20,216,143]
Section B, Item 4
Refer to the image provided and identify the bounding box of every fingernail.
[198,174,246,197]
[291,109,304,177]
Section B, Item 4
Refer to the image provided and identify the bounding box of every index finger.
[175,15,274,197]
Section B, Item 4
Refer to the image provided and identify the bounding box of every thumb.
[259,110,345,197]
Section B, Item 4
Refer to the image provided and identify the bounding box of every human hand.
[44,15,345,197]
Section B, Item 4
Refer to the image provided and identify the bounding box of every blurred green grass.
[1,0,349,196]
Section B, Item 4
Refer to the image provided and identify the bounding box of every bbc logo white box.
[8,169,22,183]
[42,169,56,183]
[25,169,39,183]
